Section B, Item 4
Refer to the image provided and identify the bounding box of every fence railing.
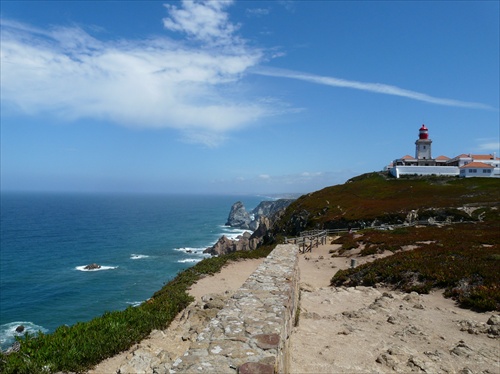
[285,219,453,253]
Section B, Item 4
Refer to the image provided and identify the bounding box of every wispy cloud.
[0,1,280,146]
[255,67,494,110]
[234,170,353,190]
[475,138,500,153]
[246,8,271,17]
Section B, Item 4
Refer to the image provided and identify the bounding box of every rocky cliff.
[205,199,294,256]
[225,199,295,230]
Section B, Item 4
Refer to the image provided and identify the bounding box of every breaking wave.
[75,265,118,272]
[130,254,150,260]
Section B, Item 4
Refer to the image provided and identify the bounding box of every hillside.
[271,172,500,312]
[273,172,500,236]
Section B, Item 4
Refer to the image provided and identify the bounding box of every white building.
[389,125,499,178]
[459,162,495,178]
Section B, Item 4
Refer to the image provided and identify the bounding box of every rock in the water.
[15,325,25,333]
[226,201,252,229]
[84,263,101,270]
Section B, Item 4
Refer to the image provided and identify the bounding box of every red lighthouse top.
[419,124,429,139]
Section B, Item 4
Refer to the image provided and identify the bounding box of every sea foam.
[130,254,150,260]
[177,258,202,263]
[0,321,48,351]
[75,265,118,272]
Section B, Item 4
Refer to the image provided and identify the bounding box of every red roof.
[401,155,415,160]
[459,162,494,169]
[419,124,428,131]
[435,155,450,160]
[471,154,499,160]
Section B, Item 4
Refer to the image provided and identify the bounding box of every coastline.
[89,239,499,373]
[88,257,266,373]
[0,192,264,351]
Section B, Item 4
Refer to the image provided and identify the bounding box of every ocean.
[0,192,264,351]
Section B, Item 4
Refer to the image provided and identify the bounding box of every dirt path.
[290,240,500,373]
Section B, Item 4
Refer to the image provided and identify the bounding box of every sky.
[1,0,499,195]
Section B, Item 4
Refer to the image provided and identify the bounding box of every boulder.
[15,325,25,333]
[204,233,254,256]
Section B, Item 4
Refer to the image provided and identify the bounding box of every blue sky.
[1,0,499,194]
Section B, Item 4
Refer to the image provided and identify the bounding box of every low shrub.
[331,221,500,312]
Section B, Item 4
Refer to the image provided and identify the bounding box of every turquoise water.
[0,192,263,350]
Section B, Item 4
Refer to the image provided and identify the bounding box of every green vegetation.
[330,221,500,311]
[0,246,274,374]
[275,173,499,234]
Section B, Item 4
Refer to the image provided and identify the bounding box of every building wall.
[460,167,500,178]
[390,166,459,178]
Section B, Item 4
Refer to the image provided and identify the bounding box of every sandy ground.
[290,241,500,374]
[89,242,499,373]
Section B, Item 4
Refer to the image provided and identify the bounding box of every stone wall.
[171,244,300,373]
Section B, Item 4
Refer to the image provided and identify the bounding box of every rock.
[225,199,294,230]
[458,368,474,374]
[300,283,315,292]
[376,353,399,370]
[487,314,500,325]
[5,341,20,354]
[251,199,294,221]
[204,234,254,256]
[238,362,274,374]
[15,325,25,333]
[201,294,227,310]
[84,263,101,270]
[458,319,488,335]
[387,315,398,324]
[209,199,295,256]
[450,341,473,357]
[253,333,280,349]
[118,347,163,374]
[226,201,252,229]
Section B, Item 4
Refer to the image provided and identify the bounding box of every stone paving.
[171,244,300,373]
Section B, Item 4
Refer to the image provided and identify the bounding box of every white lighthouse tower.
[415,124,432,162]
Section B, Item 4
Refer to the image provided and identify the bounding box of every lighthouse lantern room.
[415,124,432,161]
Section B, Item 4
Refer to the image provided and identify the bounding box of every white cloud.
[0,2,277,146]
[163,0,240,47]
[255,67,494,110]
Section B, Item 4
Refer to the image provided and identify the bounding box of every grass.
[330,221,500,311]
[0,245,274,374]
